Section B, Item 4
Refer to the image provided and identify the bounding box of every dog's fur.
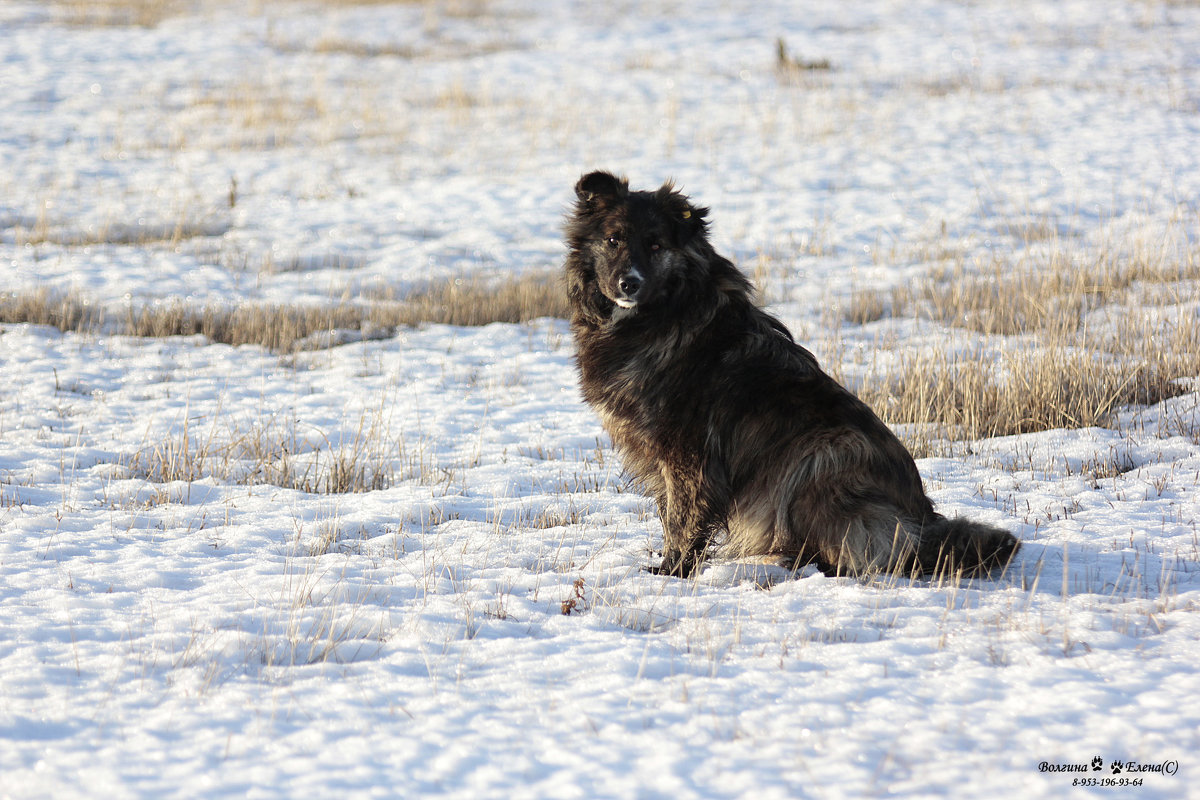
[564,171,1020,578]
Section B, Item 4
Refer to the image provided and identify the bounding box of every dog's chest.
[577,334,708,456]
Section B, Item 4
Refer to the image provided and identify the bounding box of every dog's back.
[565,171,1019,578]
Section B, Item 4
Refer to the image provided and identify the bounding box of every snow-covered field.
[3,0,1200,797]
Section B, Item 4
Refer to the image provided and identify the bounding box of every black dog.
[564,171,1019,578]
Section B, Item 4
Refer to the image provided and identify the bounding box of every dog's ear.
[656,182,708,240]
[575,171,628,206]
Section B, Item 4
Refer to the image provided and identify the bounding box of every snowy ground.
[2,0,1200,797]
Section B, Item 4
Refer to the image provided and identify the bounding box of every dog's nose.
[618,273,641,296]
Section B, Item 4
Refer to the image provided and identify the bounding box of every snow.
[2,0,1199,797]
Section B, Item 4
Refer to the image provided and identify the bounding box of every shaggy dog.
[564,170,1020,578]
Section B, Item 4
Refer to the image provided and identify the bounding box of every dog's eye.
[649,242,661,252]
[606,236,621,249]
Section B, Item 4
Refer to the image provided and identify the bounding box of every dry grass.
[0,272,568,352]
[855,343,1194,455]
[45,0,487,28]
[172,74,403,150]
[48,0,191,27]
[48,0,482,27]
[122,406,399,494]
[837,218,1200,451]
[894,246,1197,337]
[7,206,1197,456]
[13,215,230,248]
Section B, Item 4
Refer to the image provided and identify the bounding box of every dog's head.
[565,171,709,321]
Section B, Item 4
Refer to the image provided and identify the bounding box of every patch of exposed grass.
[46,0,448,27]
[273,29,515,61]
[13,217,231,248]
[836,218,1200,452]
[896,250,1197,338]
[367,273,570,327]
[854,340,1196,456]
[171,71,429,149]
[8,210,1197,453]
[854,214,1200,331]
[120,400,421,495]
[0,272,568,352]
[48,0,190,27]
[48,0,483,28]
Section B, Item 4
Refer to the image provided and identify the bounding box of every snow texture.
[2,0,1199,797]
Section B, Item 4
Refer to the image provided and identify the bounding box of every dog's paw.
[649,550,702,577]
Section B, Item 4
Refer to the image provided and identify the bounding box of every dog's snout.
[618,273,642,296]
[611,267,646,309]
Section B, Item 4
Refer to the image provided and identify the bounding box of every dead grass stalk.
[840,220,1200,452]
[0,272,568,352]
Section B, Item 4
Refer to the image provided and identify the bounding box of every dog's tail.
[916,516,1020,578]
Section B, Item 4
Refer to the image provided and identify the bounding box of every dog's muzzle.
[614,268,643,308]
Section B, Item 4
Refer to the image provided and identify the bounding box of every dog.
[564,170,1020,578]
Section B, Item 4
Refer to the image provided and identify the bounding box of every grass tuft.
[7,212,1197,453]
[837,217,1200,451]
[0,272,568,352]
[48,0,188,27]
[47,0,458,28]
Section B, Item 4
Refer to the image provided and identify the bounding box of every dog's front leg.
[651,471,709,577]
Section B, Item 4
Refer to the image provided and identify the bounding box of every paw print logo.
[1091,757,1103,772]
[1111,760,1124,775]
